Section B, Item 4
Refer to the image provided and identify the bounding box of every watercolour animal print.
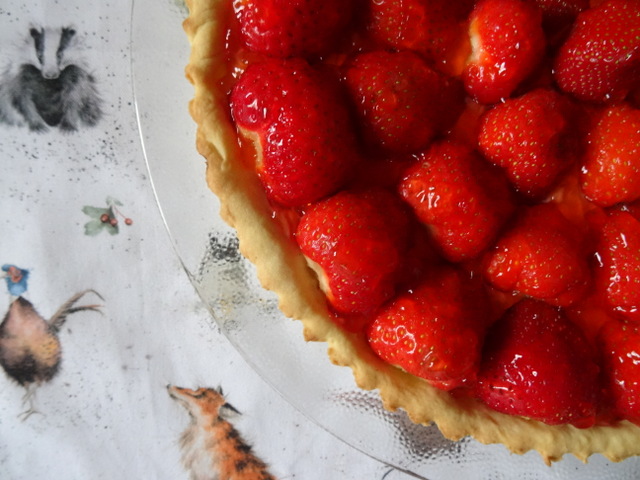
[0,289,103,418]
[0,25,102,131]
[168,385,277,480]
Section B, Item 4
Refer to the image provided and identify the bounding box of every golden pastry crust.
[183,0,640,464]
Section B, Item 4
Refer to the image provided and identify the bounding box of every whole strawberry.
[476,298,599,427]
[463,0,546,104]
[234,0,355,58]
[344,50,464,155]
[478,88,579,198]
[295,189,411,317]
[367,266,490,391]
[594,210,640,322]
[554,0,640,103]
[230,59,360,207]
[399,141,515,262]
[598,319,640,424]
[364,0,474,75]
[484,203,590,306]
[580,104,640,207]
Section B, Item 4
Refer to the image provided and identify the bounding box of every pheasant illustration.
[0,289,102,419]
[168,385,277,480]
[2,264,29,297]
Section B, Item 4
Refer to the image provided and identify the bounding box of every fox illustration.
[168,385,277,480]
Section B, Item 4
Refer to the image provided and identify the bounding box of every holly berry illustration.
[83,197,133,236]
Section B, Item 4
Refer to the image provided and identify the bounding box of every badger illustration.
[0,25,103,132]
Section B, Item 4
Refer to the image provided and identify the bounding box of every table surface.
[0,1,418,478]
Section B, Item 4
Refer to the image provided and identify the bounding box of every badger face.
[29,27,77,80]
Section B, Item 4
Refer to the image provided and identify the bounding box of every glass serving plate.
[130,1,640,478]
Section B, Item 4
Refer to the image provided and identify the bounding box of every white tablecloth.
[0,1,411,478]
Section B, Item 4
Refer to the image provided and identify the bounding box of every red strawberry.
[399,141,515,262]
[598,319,640,423]
[343,50,464,155]
[580,104,640,207]
[554,0,640,103]
[478,88,579,198]
[295,189,410,317]
[367,266,490,390]
[230,59,360,207]
[476,298,599,427]
[234,0,355,58]
[364,0,473,75]
[484,203,590,306]
[463,0,546,104]
[594,210,640,321]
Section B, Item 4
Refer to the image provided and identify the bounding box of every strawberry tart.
[183,0,640,463]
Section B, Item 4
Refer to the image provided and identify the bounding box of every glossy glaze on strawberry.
[368,266,490,390]
[476,299,599,427]
[484,203,591,307]
[478,88,580,198]
[580,104,640,207]
[234,0,355,58]
[594,210,640,322]
[365,0,474,75]
[230,58,360,207]
[598,319,640,423]
[399,141,515,262]
[463,0,546,103]
[225,0,640,427]
[296,189,411,320]
[344,50,464,154]
[554,0,640,103]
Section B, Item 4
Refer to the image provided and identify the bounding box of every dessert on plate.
[183,0,640,463]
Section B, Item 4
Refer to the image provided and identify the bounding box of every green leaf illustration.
[84,219,106,236]
[106,196,123,207]
[82,200,129,236]
[82,205,110,219]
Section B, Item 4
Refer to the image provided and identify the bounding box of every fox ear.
[219,401,242,420]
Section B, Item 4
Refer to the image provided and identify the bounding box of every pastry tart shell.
[182,0,640,464]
